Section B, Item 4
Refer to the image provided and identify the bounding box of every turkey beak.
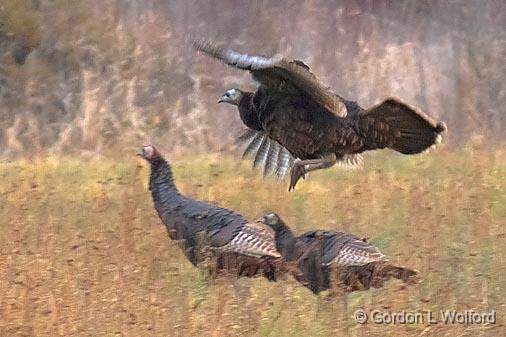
[217,95,226,104]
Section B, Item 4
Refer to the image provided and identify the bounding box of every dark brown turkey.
[261,213,418,294]
[139,144,283,280]
[194,40,447,190]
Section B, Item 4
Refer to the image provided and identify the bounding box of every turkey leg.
[289,154,337,191]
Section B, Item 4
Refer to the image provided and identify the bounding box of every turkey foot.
[288,154,337,191]
[289,161,307,191]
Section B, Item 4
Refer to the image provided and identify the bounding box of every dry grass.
[0,147,505,337]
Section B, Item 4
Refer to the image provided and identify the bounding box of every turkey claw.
[288,164,306,191]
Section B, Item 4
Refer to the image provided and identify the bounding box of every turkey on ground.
[138,144,283,280]
[261,213,418,294]
[194,40,447,190]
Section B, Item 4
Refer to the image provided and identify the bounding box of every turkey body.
[244,89,364,160]
[263,213,418,294]
[144,145,282,280]
[241,85,445,161]
[194,40,447,190]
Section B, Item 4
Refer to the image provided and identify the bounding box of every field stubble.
[0,147,505,337]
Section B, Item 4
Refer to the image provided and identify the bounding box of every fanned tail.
[362,98,447,154]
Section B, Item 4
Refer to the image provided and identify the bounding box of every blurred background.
[1,1,505,337]
[0,0,505,158]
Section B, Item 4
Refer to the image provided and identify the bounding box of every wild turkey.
[138,144,283,280]
[261,213,418,294]
[194,40,447,190]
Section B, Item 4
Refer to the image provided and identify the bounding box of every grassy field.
[0,147,505,337]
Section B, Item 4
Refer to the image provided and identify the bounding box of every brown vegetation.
[0,149,505,336]
[0,0,505,158]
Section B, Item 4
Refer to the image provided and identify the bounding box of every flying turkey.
[138,144,283,280]
[194,40,447,190]
[261,213,418,294]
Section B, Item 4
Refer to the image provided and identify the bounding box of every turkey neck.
[149,157,180,204]
[238,91,263,131]
[273,221,299,261]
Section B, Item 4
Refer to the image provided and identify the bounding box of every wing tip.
[436,121,447,134]
[192,38,220,57]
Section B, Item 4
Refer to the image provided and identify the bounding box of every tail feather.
[363,98,447,154]
[335,262,418,292]
[380,264,419,284]
[213,253,284,281]
[366,263,418,289]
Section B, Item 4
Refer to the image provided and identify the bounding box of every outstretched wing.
[193,39,347,118]
[236,129,363,178]
[236,129,296,179]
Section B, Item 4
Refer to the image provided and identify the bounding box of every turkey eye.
[226,93,230,97]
